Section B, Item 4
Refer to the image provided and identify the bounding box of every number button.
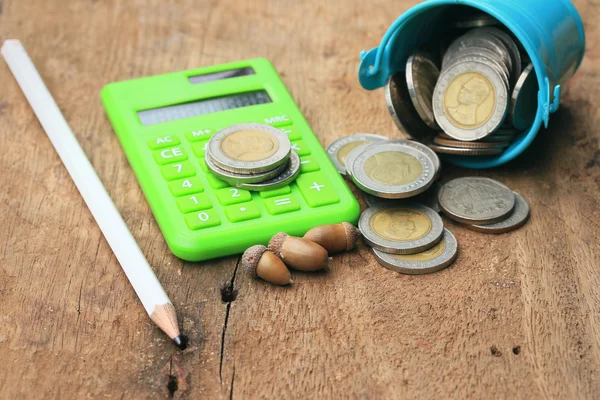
[224,202,261,222]
[291,140,311,156]
[206,174,229,189]
[169,177,204,197]
[185,129,214,142]
[153,147,188,165]
[263,114,292,127]
[259,186,291,199]
[295,172,340,207]
[191,142,208,157]
[216,188,252,206]
[280,126,301,141]
[184,209,221,230]
[161,162,196,181]
[177,194,212,213]
[299,156,320,173]
[147,135,180,150]
[264,195,301,215]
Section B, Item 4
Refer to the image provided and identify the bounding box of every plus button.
[310,182,325,192]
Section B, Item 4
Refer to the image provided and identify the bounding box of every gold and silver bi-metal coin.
[438,177,516,224]
[327,133,388,175]
[236,152,301,191]
[466,191,530,233]
[359,203,444,254]
[205,154,288,185]
[349,141,436,199]
[207,123,291,174]
[372,228,458,274]
[406,51,440,130]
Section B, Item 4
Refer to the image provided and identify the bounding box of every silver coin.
[236,151,301,191]
[327,134,388,175]
[433,137,511,149]
[438,132,515,143]
[205,155,288,185]
[445,34,512,76]
[438,177,515,224]
[372,228,458,274]
[207,123,291,174]
[359,203,444,254]
[466,192,530,233]
[406,51,441,130]
[387,139,441,180]
[453,11,499,29]
[433,60,508,141]
[429,144,505,156]
[510,64,538,131]
[470,27,522,86]
[350,142,435,199]
[385,73,437,142]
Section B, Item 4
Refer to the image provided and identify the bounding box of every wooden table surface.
[1,0,599,398]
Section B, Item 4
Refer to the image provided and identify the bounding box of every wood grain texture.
[0,0,599,398]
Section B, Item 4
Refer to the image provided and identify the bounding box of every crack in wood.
[218,255,242,383]
[229,365,235,400]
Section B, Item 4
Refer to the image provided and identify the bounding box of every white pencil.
[2,40,186,349]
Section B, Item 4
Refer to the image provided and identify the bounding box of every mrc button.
[263,114,291,127]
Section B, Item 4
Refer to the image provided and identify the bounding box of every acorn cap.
[242,245,268,276]
[267,232,289,258]
[342,222,362,251]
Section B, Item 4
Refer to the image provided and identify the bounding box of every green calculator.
[101,58,360,261]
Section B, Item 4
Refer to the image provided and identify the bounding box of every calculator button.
[225,202,261,222]
[161,162,196,181]
[199,159,209,173]
[263,114,292,127]
[299,156,320,173]
[191,142,208,157]
[291,140,311,156]
[259,186,291,199]
[169,177,204,197]
[216,188,252,206]
[185,129,214,142]
[280,126,301,141]
[206,174,229,189]
[147,135,180,150]
[264,195,301,215]
[296,172,340,207]
[184,209,221,230]
[153,147,188,165]
[177,194,213,213]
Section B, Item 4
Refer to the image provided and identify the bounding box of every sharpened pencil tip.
[173,335,188,350]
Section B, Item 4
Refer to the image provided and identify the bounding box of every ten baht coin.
[428,144,505,156]
[433,137,511,149]
[366,181,442,213]
[372,228,458,274]
[388,139,441,180]
[469,27,522,86]
[433,60,508,141]
[438,177,516,224]
[236,151,301,191]
[385,72,437,142]
[406,51,441,130]
[466,191,530,233]
[349,142,436,199]
[359,203,444,254]
[205,154,288,185]
[207,123,291,174]
[327,133,388,175]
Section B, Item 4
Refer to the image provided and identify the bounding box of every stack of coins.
[205,123,300,191]
[328,136,457,274]
[386,17,539,157]
[437,177,530,234]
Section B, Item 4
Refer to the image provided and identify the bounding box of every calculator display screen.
[137,90,272,126]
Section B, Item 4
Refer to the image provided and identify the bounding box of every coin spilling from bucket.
[386,19,540,157]
[328,133,530,274]
[206,123,300,190]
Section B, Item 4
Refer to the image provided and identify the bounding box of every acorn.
[268,233,329,271]
[303,222,361,254]
[242,245,293,286]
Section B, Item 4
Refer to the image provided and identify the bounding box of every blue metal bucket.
[358,0,586,168]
